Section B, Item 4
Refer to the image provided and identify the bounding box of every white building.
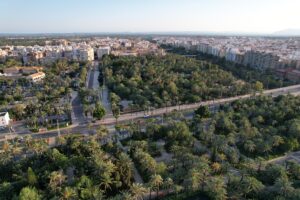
[225,48,240,62]
[28,72,46,83]
[78,47,94,62]
[97,47,110,59]
[0,112,10,127]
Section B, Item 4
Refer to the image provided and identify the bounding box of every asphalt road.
[3,84,300,141]
[87,69,95,89]
[71,91,85,124]
[97,84,300,125]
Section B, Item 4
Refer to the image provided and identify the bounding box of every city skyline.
[1,0,300,34]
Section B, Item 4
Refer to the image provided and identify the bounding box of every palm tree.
[31,115,38,129]
[96,126,108,142]
[196,162,211,191]
[256,157,265,173]
[32,140,47,155]
[112,103,120,124]
[61,187,77,200]
[163,177,174,195]
[188,169,201,191]
[49,170,67,192]
[211,162,221,174]
[19,187,41,200]
[55,107,64,138]
[2,141,11,153]
[100,173,113,191]
[11,142,22,159]
[130,183,148,200]
[262,143,272,156]
[272,135,284,147]
[40,111,47,127]
[206,176,227,200]
[117,153,134,187]
[90,187,105,199]
[0,142,12,164]
[149,174,163,199]
[242,176,264,197]
[119,191,133,200]
[24,135,33,153]
[57,136,67,146]
[274,175,294,198]
[244,140,256,153]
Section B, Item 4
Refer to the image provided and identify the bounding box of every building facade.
[0,112,10,127]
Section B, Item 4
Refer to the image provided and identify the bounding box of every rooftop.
[0,112,8,117]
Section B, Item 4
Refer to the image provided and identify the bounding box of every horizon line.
[0,31,300,37]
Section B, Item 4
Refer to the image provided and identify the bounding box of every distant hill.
[273,29,300,36]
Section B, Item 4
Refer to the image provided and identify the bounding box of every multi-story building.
[155,36,300,70]
[97,47,110,59]
[0,38,164,65]
[78,47,94,62]
[243,51,280,69]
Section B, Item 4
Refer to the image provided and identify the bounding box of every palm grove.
[2,95,300,199]
[101,54,264,111]
[2,51,300,199]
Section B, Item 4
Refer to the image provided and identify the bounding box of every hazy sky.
[1,0,299,33]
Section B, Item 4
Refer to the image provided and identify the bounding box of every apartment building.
[155,37,300,70]
[78,47,94,62]
[1,38,164,65]
[243,51,280,69]
[97,47,110,59]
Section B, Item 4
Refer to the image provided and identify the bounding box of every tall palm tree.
[1,141,12,163]
[149,174,163,199]
[49,170,67,192]
[2,141,11,153]
[130,183,148,200]
[100,173,113,192]
[272,135,284,147]
[24,135,33,153]
[32,140,47,155]
[206,176,227,200]
[188,169,201,191]
[117,153,134,187]
[274,175,294,198]
[196,162,211,191]
[163,177,174,195]
[244,140,256,153]
[242,176,264,197]
[11,142,22,159]
[55,107,64,138]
